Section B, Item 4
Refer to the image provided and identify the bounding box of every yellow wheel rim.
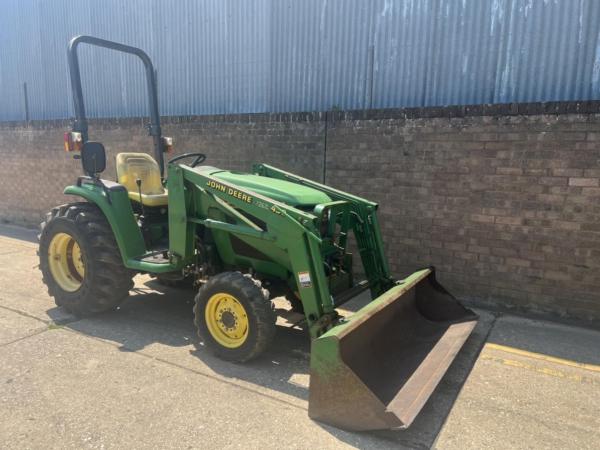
[48,232,85,292]
[205,293,249,348]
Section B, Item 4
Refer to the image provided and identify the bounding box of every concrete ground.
[0,224,599,449]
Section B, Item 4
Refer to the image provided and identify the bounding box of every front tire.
[38,202,134,316]
[193,272,276,362]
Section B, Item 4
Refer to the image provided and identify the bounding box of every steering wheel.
[168,152,207,168]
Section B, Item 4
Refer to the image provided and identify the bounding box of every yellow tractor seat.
[115,153,168,207]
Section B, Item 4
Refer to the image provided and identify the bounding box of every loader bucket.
[308,268,478,431]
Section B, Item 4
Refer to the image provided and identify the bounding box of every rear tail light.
[162,136,173,153]
[64,131,82,152]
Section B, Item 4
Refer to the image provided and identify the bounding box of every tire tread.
[38,202,133,315]
[193,271,276,362]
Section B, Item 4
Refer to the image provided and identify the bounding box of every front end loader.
[39,35,478,431]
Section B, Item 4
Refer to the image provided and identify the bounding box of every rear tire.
[38,202,134,316]
[193,272,276,362]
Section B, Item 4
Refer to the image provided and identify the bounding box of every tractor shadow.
[53,280,197,350]
[57,276,313,402]
[55,276,493,449]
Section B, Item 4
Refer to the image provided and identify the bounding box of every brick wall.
[0,113,326,224]
[0,103,598,322]
[326,105,600,323]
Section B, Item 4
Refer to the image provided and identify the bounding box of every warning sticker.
[298,271,312,288]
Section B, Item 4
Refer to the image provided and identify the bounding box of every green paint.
[64,184,146,262]
[167,165,195,263]
[207,168,332,206]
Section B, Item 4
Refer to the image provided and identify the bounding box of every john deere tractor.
[39,36,478,431]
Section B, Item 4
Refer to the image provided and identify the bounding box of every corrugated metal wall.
[1,0,600,121]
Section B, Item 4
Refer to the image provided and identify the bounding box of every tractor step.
[136,249,170,264]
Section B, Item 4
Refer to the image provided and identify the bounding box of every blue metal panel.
[0,0,599,121]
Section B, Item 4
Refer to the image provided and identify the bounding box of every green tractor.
[39,36,478,431]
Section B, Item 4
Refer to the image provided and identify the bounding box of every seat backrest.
[116,153,165,195]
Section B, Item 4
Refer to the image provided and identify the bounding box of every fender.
[64,181,146,265]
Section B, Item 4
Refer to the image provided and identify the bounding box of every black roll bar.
[67,35,165,176]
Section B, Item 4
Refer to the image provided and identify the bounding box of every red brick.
[470,214,495,223]
[495,216,523,225]
[552,168,583,177]
[584,169,600,178]
[568,177,599,187]
[496,167,523,175]
[506,257,531,268]
[539,176,568,186]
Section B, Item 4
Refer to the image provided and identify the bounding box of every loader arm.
[253,163,394,297]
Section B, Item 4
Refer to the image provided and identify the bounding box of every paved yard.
[0,224,599,449]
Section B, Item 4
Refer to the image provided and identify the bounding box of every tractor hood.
[200,168,331,207]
